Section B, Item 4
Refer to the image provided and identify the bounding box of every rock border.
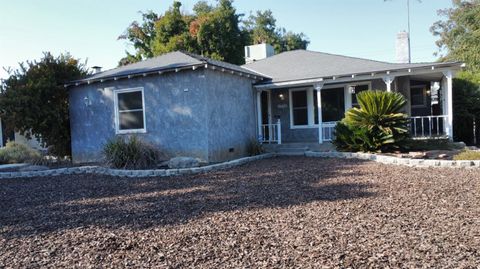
[2,150,478,179]
[304,151,480,168]
[0,154,275,179]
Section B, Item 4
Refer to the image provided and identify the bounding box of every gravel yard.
[1,156,479,268]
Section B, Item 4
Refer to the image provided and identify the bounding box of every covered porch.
[256,66,461,145]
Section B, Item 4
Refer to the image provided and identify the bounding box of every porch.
[256,70,456,144]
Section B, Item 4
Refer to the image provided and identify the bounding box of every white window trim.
[114,87,147,134]
[348,81,372,108]
[288,82,371,129]
[289,87,314,129]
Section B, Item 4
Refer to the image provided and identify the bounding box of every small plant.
[103,136,160,169]
[247,140,265,156]
[0,141,41,164]
[333,90,409,152]
[453,150,480,160]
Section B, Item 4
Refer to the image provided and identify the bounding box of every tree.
[431,0,480,144]
[0,53,88,156]
[244,10,309,53]
[118,1,310,65]
[118,10,159,65]
[195,0,247,64]
[431,0,480,71]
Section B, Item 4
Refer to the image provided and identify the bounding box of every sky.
[0,0,452,80]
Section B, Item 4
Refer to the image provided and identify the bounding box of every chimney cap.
[92,66,102,73]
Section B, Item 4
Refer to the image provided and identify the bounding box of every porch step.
[275,147,308,156]
[263,142,335,155]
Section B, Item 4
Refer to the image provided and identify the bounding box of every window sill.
[116,129,147,135]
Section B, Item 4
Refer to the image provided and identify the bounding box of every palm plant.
[334,90,409,152]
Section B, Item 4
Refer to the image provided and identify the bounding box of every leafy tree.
[0,53,88,157]
[193,1,214,15]
[118,10,159,65]
[244,10,309,53]
[431,0,480,71]
[431,0,480,144]
[195,0,247,64]
[151,1,197,55]
[118,1,309,65]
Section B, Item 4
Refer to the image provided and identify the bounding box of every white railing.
[322,121,338,142]
[260,119,282,144]
[409,115,448,139]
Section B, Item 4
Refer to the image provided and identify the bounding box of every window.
[315,87,345,123]
[291,90,309,126]
[114,88,146,133]
[351,84,369,107]
[410,86,427,107]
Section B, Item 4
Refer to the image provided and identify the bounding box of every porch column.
[382,76,395,92]
[443,70,454,140]
[315,82,324,144]
[256,90,262,141]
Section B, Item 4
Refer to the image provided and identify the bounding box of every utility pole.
[407,0,412,63]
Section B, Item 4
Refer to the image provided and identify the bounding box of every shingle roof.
[70,51,267,86]
[242,50,462,84]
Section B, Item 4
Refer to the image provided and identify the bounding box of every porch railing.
[260,119,282,144]
[322,121,338,142]
[409,115,448,139]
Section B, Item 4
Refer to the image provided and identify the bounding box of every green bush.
[0,141,41,164]
[453,150,480,160]
[247,140,265,156]
[333,90,409,152]
[103,136,160,169]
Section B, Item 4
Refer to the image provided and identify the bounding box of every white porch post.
[443,70,454,140]
[315,82,324,144]
[382,76,395,92]
[256,90,262,141]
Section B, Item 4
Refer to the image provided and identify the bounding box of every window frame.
[289,87,314,128]
[410,85,428,108]
[114,87,147,134]
[349,82,372,107]
[288,82,371,129]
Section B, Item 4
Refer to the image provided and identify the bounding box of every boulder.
[168,157,200,169]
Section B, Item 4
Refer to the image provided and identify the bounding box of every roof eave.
[253,62,465,89]
[65,62,268,88]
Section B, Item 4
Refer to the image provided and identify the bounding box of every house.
[66,45,463,163]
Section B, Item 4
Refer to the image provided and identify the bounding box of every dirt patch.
[0,157,479,268]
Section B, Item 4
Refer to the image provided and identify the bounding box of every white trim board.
[113,87,147,134]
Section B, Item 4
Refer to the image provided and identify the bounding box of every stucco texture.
[69,69,256,163]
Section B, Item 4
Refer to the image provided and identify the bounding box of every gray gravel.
[0,157,479,268]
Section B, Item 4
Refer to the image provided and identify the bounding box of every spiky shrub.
[333,90,409,152]
[0,141,41,164]
[103,136,160,169]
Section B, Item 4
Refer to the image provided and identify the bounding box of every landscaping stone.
[168,157,201,169]
[1,157,479,268]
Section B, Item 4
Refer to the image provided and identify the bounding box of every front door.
[259,90,272,141]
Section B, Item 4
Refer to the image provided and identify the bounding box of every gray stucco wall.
[69,69,256,163]
[205,69,257,162]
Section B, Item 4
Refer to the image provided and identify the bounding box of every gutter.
[254,62,465,90]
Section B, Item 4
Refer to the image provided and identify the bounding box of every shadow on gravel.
[0,157,376,238]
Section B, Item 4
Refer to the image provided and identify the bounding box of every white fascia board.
[254,63,464,90]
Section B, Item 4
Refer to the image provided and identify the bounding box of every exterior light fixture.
[279,93,285,101]
[84,96,91,107]
[349,86,356,94]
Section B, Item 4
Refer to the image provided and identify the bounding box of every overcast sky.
[0,0,452,79]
